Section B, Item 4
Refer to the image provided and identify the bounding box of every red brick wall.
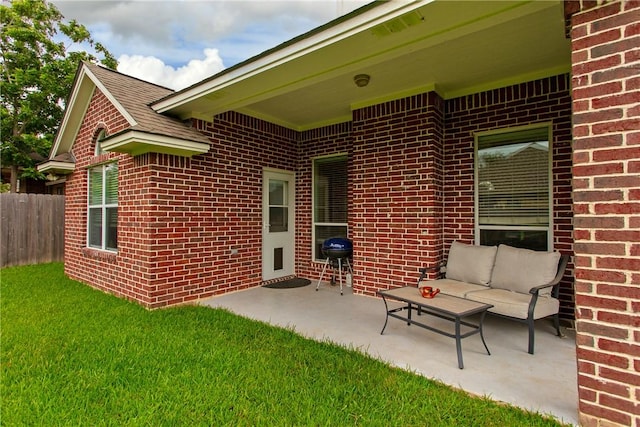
[296,123,353,281]
[295,81,574,302]
[185,112,297,301]
[351,92,445,295]
[444,74,575,319]
[64,90,139,301]
[65,93,298,307]
[570,1,640,425]
[129,112,297,307]
[69,77,576,313]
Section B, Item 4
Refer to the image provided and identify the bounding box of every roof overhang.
[101,130,210,157]
[50,64,136,158]
[37,160,75,175]
[153,0,570,131]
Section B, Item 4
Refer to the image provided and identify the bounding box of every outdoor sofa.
[418,241,570,354]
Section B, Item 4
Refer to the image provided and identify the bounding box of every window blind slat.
[478,135,549,225]
[89,168,103,205]
[477,126,551,250]
[314,156,348,223]
[88,162,118,251]
[313,155,348,260]
[105,163,118,204]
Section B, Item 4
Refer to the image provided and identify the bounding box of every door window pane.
[269,180,286,205]
[269,207,288,232]
[269,179,288,232]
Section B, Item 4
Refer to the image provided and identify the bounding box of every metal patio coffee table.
[378,286,493,369]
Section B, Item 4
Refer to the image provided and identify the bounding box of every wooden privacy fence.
[1,193,65,267]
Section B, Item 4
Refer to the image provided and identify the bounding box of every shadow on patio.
[200,282,578,426]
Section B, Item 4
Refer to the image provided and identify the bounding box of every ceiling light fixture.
[353,74,370,87]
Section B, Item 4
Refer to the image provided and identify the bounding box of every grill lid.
[322,237,353,258]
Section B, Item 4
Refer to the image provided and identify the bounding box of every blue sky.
[51,0,370,90]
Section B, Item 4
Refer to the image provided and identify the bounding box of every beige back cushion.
[490,244,561,294]
[445,241,497,286]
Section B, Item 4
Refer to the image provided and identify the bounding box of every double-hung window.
[313,154,348,260]
[88,162,118,251]
[475,125,552,251]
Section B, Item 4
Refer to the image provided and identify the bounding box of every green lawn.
[1,263,567,426]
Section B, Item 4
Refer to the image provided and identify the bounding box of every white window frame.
[87,162,118,252]
[94,129,106,156]
[312,153,348,261]
[474,123,553,251]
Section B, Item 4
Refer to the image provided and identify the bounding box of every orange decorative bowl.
[420,286,440,299]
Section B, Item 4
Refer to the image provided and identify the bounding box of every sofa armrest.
[528,254,570,298]
[529,283,554,296]
[418,264,445,284]
[526,254,570,327]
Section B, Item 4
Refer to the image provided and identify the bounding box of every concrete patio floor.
[200,282,578,426]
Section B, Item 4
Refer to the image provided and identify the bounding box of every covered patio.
[39,0,637,423]
[201,283,578,426]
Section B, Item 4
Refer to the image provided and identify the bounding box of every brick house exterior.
[40,1,638,425]
[568,1,640,425]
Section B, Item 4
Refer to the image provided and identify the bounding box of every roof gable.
[44,62,210,168]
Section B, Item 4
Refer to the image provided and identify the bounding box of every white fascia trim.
[101,130,210,156]
[50,68,93,156]
[49,64,137,158]
[37,160,75,174]
[153,0,434,113]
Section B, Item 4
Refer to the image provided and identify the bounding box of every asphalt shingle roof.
[84,62,210,145]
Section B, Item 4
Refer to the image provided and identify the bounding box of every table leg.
[455,317,464,369]
[407,303,412,325]
[380,295,389,335]
[479,311,491,355]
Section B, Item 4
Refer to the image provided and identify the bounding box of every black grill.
[316,238,353,295]
[321,237,353,259]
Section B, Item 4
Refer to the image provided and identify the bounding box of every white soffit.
[101,131,210,157]
[37,160,75,175]
[154,0,570,131]
[152,1,432,113]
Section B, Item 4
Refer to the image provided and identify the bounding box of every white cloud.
[117,48,225,90]
[52,0,371,88]
[53,1,369,62]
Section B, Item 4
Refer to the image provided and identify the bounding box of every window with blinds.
[88,162,118,251]
[313,154,348,260]
[475,126,551,251]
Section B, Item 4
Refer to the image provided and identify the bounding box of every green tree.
[1,0,117,192]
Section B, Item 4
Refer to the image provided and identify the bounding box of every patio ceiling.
[155,0,570,131]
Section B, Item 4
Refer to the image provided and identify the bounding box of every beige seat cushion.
[490,245,561,295]
[445,241,497,286]
[419,279,486,299]
[466,288,559,320]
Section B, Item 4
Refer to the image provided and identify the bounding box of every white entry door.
[262,169,295,281]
